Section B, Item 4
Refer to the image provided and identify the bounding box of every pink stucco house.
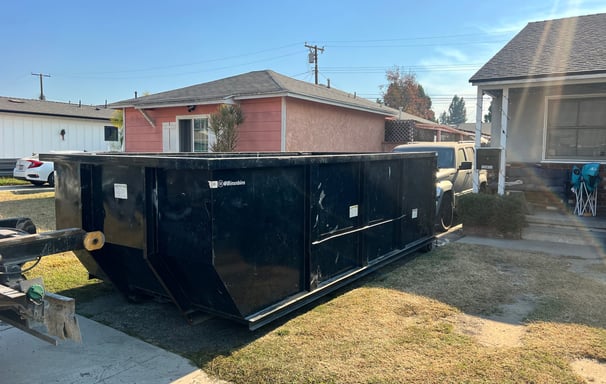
[110,70,407,153]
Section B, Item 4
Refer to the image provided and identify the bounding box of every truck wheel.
[438,193,454,232]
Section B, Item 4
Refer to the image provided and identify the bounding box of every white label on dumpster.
[114,183,128,199]
[411,208,418,219]
[349,205,359,218]
[208,180,246,189]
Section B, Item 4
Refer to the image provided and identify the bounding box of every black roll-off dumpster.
[42,151,436,329]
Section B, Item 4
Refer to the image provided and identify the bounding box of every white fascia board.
[121,97,236,110]
[471,73,606,88]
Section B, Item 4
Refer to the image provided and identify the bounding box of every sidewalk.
[456,235,604,259]
[0,315,223,384]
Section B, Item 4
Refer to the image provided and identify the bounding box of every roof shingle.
[470,13,606,84]
[111,70,398,117]
[0,96,113,120]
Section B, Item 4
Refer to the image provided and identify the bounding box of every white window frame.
[175,114,216,153]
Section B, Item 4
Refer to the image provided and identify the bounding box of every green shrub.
[457,192,527,238]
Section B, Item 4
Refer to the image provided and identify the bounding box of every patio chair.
[572,163,600,216]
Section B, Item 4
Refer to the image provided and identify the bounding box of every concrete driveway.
[0,315,223,384]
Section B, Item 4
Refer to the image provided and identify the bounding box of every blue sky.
[3,0,606,121]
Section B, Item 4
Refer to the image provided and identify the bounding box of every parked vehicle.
[13,151,86,187]
[13,154,55,187]
[393,141,488,231]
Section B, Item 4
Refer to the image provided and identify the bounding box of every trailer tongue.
[0,218,104,344]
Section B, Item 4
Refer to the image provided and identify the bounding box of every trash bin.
[43,151,436,329]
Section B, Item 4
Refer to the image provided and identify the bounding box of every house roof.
[470,13,606,84]
[457,122,492,136]
[111,70,399,117]
[0,96,113,121]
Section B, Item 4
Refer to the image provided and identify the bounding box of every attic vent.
[8,99,25,103]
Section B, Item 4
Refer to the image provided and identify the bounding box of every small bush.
[457,192,527,238]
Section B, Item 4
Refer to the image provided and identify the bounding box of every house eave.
[471,71,606,88]
[112,96,239,110]
[117,92,397,117]
[0,109,111,122]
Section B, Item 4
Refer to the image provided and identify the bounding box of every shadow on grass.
[369,242,606,329]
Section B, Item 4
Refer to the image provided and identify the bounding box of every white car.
[13,154,55,187]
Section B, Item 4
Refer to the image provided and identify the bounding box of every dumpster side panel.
[310,162,361,285]
[362,160,401,262]
[156,169,241,317]
[99,165,147,250]
[55,162,108,280]
[210,166,306,316]
[401,156,436,245]
[92,165,168,297]
[54,161,83,229]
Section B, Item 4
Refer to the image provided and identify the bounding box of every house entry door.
[179,120,192,152]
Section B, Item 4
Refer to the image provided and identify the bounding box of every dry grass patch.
[201,286,584,383]
[197,243,606,383]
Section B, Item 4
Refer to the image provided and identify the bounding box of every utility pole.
[305,43,324,85]
[31,73,50,100]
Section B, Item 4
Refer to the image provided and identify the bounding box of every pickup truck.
[393,141,488,231]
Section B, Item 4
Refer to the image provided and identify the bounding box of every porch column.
[473,87,483,193]
[498,87,509,195]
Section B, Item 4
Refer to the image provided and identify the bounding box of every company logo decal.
[208,180,246,189]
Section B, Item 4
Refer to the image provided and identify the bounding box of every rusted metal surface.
[0,281,81,344]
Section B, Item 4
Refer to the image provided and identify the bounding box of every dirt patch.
[77,293,265,357]
[571,358,606,384]
[455,295,535,348]
[456,314,525,348]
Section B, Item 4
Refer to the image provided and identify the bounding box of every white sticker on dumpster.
[411,208,418,219]
[114,183,128,199]
[349,205,359,218]
[208,180,246,189]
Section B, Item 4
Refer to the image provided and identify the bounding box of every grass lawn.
[196,243,606,383]
[0,177,29,186]
[2,189,606,383]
